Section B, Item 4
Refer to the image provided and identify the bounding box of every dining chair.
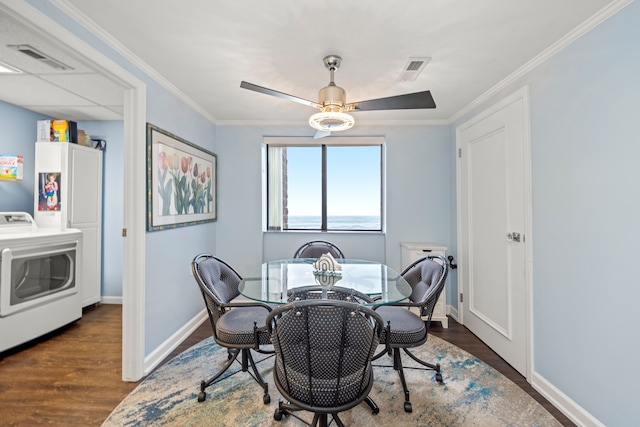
[293,240,345,259]
[191,254,273,404]
[372,255,449,413]
[267,299,384,427]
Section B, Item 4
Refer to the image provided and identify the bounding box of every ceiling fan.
[240,54,436,138]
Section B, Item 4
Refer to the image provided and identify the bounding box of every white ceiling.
[0,6,125,121]
[0,0,620,125]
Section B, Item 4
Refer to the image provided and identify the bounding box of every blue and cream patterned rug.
[103,336,561,426]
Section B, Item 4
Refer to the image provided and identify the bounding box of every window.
[265,137,383,232]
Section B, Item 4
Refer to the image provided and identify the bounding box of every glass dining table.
[238,258,412,306]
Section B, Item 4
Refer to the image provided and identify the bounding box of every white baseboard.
[143,309,209,376]
[445,303,602,426]
[100,296,123,304]
[531,371,605,427]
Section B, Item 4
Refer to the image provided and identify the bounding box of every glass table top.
[239,258,412,305]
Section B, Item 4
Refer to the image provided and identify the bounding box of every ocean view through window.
[287,215,381,230]
[265,138,383,232]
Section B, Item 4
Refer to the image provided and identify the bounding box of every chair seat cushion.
[216,306,271,347]
[274,362,372,409]
[375,306,426,346]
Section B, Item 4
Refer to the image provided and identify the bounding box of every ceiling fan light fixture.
[309,111,354,132]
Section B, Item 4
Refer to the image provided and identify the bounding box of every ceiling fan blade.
[240,81,321,109]
[347,90,436,111]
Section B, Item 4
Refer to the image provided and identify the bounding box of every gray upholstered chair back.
[267,300,383,411]
[192,254,242,322]
[402,255,449,317]
[293,240,345,259]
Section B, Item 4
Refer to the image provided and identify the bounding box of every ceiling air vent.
[7,44,74,70]
[398,57,431,82]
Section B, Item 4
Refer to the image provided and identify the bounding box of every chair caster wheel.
[404,401,412,413]
[198,391,206,402]
[372,407,380,415]
[264,393,271,404]
[274,409,283,421]
[436,372,443,383]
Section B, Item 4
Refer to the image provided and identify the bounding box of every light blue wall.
[0,101,50,213]
[144,79,217,353]
[77,121,124,299]
[529,4,639,424]
[15,1,640,423]
[451,2,640,424]
[24,0,218,355]
[215,124,453,278]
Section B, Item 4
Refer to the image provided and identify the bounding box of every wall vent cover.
[7,44,74,70]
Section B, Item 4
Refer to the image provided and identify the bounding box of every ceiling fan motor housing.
[318,84,346,112]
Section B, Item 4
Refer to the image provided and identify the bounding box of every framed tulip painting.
[146,123,217,231]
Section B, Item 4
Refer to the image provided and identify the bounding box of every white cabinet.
[400,242,448,328]
[34,142,103,307]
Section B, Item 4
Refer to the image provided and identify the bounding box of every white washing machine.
[0,212,83,353]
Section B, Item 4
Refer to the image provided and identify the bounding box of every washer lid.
[0,212,36,232]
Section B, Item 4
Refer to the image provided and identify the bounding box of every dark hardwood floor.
[0,304,574,426]
[0,304,136,426]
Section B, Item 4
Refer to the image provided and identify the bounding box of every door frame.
[1,1,147,381]
[455,86,534,381]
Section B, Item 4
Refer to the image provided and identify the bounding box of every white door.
[456,87,532,377]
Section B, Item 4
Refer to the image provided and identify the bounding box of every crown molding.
[52,0,217,124]
[448,0,634,124]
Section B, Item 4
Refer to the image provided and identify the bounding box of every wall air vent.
[7,44,74,70]
[398,57,431,82]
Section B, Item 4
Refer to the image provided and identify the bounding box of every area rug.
[103,336,560,426]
